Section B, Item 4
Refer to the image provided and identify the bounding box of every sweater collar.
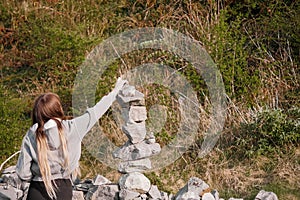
[44,119,57,130]
[31,119,60,131]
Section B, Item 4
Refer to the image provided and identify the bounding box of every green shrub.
[0,86,31,165]
[232,107,300,159]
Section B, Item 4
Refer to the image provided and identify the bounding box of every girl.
[16,77,127,200]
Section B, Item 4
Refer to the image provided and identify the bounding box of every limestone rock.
[178,191,200,200]
[255,190,278,200]
[121,85,136,97]
[122,121,147,144]
[0,185,22,200]
[202,192,215,200]
[140,193,148,199]
[118,158,152,173]
[148,185,162,199]
[119,172,151,194]
[117,87,144,105]
[133,141,161,159]
[174,177,209,200]
[119,189,140,200]
[2,172,22,189]
[129,106,147,122]
[93,174,111,186]
[113,141,161,161]
[72,190,85,200]
[85,184,119,200]
[2,166,16,174]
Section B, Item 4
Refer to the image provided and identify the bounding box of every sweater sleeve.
[72,90,118,141]
[16,135,33,181]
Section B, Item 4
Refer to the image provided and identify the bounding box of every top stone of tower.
[117,84,144,105]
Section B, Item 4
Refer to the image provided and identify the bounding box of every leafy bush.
[231,107,300,159]
[0,86,31,165]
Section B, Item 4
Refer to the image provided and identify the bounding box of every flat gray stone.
[113,141,161,161]
[122,121,147,144]
[85,184,119,200]
[2,166,16,174]
[134,141,161,159]
[117,88,144,105]
[121,85,136,97]
[0,185,22,200]
[118,158,152,173]
[119,189,140,200]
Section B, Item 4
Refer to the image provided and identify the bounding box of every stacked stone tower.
[113,84,162,199]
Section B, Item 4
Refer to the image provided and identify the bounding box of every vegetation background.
[0,0,299,199]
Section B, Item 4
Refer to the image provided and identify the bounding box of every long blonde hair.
[32,93,69,199]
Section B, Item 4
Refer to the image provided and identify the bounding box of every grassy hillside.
[0,0,299,199]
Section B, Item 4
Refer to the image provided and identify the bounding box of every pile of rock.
[0,166,29,200]
[0,167,279,200]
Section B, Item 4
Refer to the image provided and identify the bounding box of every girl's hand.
[113,77,128,93]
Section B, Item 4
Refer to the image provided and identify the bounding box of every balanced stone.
[134,141,161,158]
[121,85,136,97]
[122,121,147,144]
[117,86,144,106]
[118,158,152,173]
[129,106,147,122]
[113,141,161,161]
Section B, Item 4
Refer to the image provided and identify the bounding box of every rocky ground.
[0,165,278,200]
